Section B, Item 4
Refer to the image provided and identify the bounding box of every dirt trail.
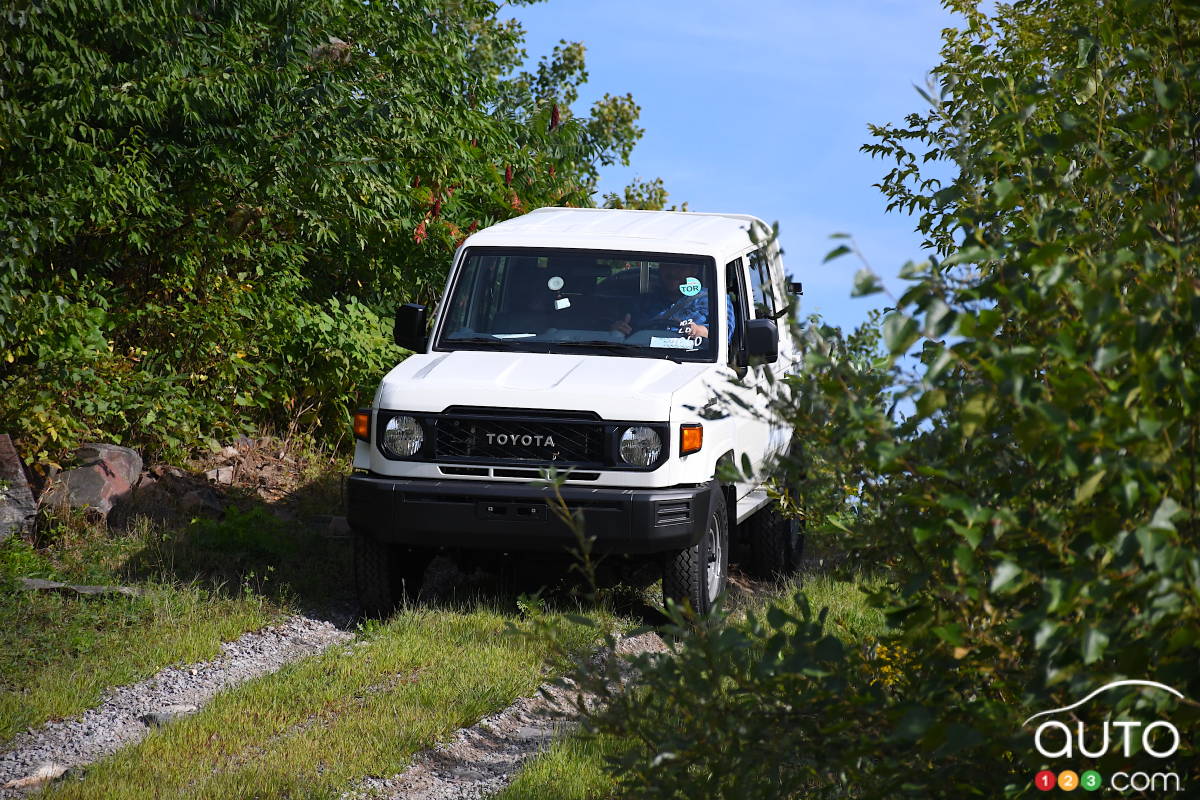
[346,631,667,800]
[0,615,351,796]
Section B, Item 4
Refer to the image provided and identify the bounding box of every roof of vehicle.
[459,207,773,256]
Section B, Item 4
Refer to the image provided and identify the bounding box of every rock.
[205,466,234,485]
[181,488,224,518]
[325,515,350,539]
[139,705,197,727]
[17,577,144,598]
[76,443,142,487]
[512,725,551,742]
[0,433,36,542]
[2,762,68,790]
[40,461,132,520]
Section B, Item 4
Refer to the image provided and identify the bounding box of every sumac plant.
[0,0,649,464]
[572,1,1200,796]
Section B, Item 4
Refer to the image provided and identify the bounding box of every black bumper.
[346,474,716,554]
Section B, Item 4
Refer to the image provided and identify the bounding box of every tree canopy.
[0,0,658,463]
[574,0,1200,795]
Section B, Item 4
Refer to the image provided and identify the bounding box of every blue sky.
[502,0,962,333]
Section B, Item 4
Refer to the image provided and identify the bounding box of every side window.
[747,248,778,319]
[726,258,748,369]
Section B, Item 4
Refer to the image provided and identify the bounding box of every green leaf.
[1076,37,1095,67]
[990,561,1022,593]
[1141,149,1170,171]
[933,623,965,645]
[882,312,920,355]
[960,393,994,438]
[823,244,852,263]
[915,389,946,418]
[891,706,934,742]
[1082,628,1109,664]
[1073,471,1105,505]
[991,178,1016,204]
[851,268,883,297]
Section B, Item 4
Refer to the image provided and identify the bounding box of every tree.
[573,1,1200,795]
[0,0,652,463]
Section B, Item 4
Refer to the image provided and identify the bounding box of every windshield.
[435,247,719,361]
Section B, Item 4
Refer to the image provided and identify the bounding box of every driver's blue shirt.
[634,289,736,342]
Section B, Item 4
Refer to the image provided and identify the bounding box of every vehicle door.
[752,243,797,463]
[715,254,774,497]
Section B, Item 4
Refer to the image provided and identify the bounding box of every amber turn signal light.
[680,423,703,456]
[353,409,371,441]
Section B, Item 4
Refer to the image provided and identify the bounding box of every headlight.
[619,426,662,466]
[382,415,424,457]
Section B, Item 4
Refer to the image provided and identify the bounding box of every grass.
[493,733,624,800]
[42,606,604,800]
[494,570,886,799]
[0,529,280,745]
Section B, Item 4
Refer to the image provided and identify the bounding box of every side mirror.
[394,303,428,352]
[745,318,779,363]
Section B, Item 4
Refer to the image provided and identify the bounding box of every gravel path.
[347,631,667,800]
[0,615,352,795]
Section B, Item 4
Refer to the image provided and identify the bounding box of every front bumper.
[346,473,717,554]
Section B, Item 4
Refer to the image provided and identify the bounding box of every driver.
[610,262,732,341]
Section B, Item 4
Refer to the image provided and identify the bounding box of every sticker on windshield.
[547,276,564,291]
[554,297,571,310]
[650,336,697,349]
[679,277,702,297]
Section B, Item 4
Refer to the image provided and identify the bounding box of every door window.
[747,248,779,319]
[726,257,748,370]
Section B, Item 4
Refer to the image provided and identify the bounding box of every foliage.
[572,0,1200,796]
[602,176,688,211]
[0,0,656,466]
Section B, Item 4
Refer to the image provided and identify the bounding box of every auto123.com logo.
[1024,680,1187,793]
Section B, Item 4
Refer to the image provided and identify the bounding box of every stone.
[326,515,351,538]
[76,443,142,487]
[512,725,552,742]
[205,466,234,484]
[0,434,36,542]
[181,488,224,517]
[139,704,198,727]
[40,460,132,520]
[2,762,68,790]
[17,577,144,597]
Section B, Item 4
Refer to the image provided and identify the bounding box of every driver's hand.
[610,313,632,336]
[682,321,709,339]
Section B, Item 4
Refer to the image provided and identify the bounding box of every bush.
[0,0,651,466]
[574,1,1200,796]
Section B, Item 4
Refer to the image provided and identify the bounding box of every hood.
[376,350,711,421]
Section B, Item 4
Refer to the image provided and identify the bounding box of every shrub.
[576,1,1200,795]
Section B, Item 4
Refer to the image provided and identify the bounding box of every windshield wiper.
[441,336,506,347]
[549,341,687,363]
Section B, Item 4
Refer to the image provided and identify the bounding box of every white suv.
[347,207,803,614]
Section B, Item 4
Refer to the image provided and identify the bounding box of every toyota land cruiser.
[347,207,803,615]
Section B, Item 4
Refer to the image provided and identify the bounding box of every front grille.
[435,417,605,466]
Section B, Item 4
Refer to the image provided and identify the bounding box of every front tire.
[353,531,433,617]
[744,496,806,581]
[662,489,729,615]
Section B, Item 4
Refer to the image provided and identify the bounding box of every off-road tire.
[353,531,433,617]
[662,490,729,615]
[743,500,806,581]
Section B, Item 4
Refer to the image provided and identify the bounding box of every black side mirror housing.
[394,303,428,352]
[745,318,779,363]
